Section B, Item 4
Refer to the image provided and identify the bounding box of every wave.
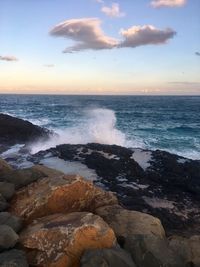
[30,108,130,154]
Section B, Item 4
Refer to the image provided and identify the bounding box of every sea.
[0,94,200,160]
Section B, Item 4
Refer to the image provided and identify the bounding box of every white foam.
[1,144,24,159]
[143,196,175,209]
[30,108,127,154]
[131,149,152,170]
[40,157,97,181]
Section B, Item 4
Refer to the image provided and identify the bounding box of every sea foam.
[30,108,127,154]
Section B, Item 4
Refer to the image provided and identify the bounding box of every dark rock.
[0,249,28,267]
[1,167,46,189]
[0,225,19,251]
[0,158,13,178]
[81,247,136,267]
[0,113,51,146]
[0,182,15,200]
[0,212,22,232]
[124,235,184,267]
[31,143,200,236]
[169,235,200,267]
[0,194,8,212]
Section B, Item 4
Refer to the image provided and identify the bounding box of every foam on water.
[30,108,130,154]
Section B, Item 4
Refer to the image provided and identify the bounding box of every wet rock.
[0,158,13,178]
[9,174,118,224]
[0,212,22,232]
[0,194,8,212]
[169,235,200,267]
[19,212,116,267]
[0,225,19,251]
[96,205,165,244]
[0,249,28,267]
[31,143,200,236]
[81,247,136,267]
[0,182,15,200]
[0,113,51,146]
[124,235,183,267]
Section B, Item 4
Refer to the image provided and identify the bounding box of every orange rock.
[19,212,116,267]
[9,175,118,224]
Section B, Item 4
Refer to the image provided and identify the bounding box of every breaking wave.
[30,108,130,154]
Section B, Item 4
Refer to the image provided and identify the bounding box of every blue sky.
[0,0,199,94]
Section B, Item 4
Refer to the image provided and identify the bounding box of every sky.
[0,0,199,95]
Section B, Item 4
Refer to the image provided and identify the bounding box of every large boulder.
[80,248,136,267]
[0,212,22,232]
[0,182,15,200]
[0,225,19,251]
[0,113,50,146]
[95,205,165,245]
[9,174,118,224]
[169,235,200,267]
[124,235,183,267]
[0,249,29,267]
[19,212,116,267]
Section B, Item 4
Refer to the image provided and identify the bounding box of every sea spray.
[30,108,127,154]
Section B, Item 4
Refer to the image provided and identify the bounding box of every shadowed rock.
[0,249,28,267]
[19,212,116,267]
[0,212,22,232]
[0,113,51,147]
[81,247,136,267]
[0,225,19,251]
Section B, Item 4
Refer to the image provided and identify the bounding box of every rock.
[169,235,200,266]
[9,174,118,224]
[0,182,15,200]
[31,164,64,177]
[0,194,8,212]
[0,225,19,251]
[0,212,22,232]
[19,212,116,267]
[1,167,47,189]
[80,247,136,267]
[95,205,165,245]
[0,113,51,146]
[124,235,183,267]
[30,143,200,235]
[0,158,13,178]
[0,249,29,267]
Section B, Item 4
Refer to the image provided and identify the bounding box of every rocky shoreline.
[0,113,200,266]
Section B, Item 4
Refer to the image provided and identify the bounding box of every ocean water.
[0,94,200,160]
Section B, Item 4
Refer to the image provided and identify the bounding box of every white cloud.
[120,25,176,48]
[50,18,176,53]
[95,0,104,3]
[0,55,18,61]
[151,0,186,8]
[50,18,118,53]
[101,3,125,18]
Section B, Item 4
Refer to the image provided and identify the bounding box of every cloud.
[50,18,118,53]
[50,18,176,53]
[120,25,176,48]
[195,52,200,56]
[95,0,104,3]
[101,3,125,18]
[151,0,186,8]
[0,55,18,62]
[44,64,55,67]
